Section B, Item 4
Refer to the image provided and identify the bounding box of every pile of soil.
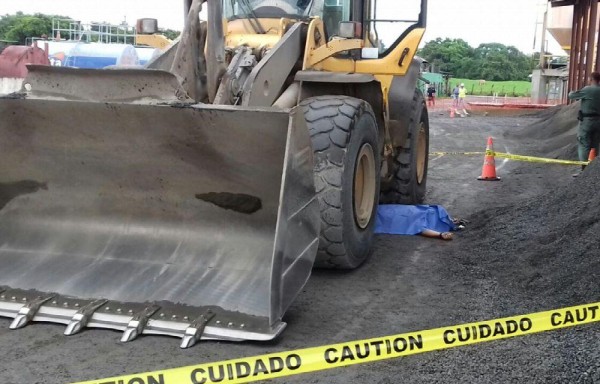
[460,154,599,312]
[508,102,581,160]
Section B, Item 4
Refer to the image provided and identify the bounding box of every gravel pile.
[460,143,599,312]
[509,102,580,160]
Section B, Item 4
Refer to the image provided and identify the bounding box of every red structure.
[0,42,50,78]
[550,0,600,92]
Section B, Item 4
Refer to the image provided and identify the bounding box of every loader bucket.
[0,68,319,346]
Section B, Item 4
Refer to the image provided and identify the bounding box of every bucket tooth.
[121,304,161,343]
[9,295,55,329]
[180,309,216,349]
[64,299,108,336]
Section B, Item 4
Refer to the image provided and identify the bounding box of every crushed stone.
[461,105,598,311]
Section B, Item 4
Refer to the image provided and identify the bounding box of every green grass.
[448,79,532,97]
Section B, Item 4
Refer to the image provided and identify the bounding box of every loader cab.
[318,0,427,59]
[321,0,352,38]
[364,0,426,57]
[222,0,426,58]
[222,0,353,37]
[223,0,318,19]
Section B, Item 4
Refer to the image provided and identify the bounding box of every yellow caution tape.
[430,151,485,157]
[488,151,588,166]
[72,301,600,384]
[430,151,588,166]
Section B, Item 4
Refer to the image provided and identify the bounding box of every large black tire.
[380,89,429,204]
[301,96,381,269]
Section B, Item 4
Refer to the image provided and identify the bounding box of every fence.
[426,96,561,112]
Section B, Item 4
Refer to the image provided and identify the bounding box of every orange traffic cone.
[477,137,501,181]
[588,148,597,161]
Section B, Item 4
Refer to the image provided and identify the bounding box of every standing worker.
[427,84,436,108]
[568,71,600,176]
[452,83,460,109]
[457,83,469,116]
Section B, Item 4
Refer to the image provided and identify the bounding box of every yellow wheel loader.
[0,0,429,347]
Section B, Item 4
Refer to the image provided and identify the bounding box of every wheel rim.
[416,122,427,184]
[354,143,376,229]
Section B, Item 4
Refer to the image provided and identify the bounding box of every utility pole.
[539,3,548,70]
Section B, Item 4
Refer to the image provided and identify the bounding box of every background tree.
[1,13,181,45]
[161,29,180,41]
[419,39,535,81]
[0,12,73,44]
[418,38,474,75]
[0,13,21,42]
[473,43,531,81]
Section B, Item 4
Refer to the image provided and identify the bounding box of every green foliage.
[419,39,535,81]
[0,12,181,45]
[0,12,72,44]
[161,29,180,41]
[448,78,532,97]
[418,38,474,75]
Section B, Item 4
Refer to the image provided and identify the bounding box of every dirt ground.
[1,105,599,384]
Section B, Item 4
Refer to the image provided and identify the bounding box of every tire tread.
[301,96,375,268]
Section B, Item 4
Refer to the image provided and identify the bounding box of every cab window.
[366,0,423,56]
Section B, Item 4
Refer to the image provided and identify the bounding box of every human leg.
[590,120,600,156]
[577,121,593,162]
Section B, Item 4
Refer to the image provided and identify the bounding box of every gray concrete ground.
[1,110,597,384]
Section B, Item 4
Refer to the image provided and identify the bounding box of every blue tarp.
[375,205,455,235]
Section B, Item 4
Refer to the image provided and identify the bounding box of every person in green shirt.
[568,71,600,173]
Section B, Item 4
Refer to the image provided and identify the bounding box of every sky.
[0,0,564,55]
